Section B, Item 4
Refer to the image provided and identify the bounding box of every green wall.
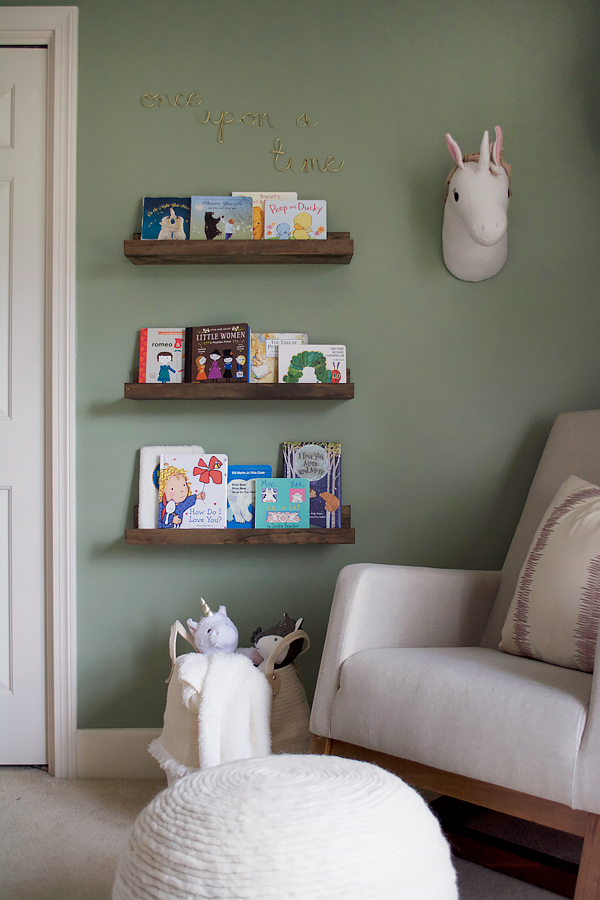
[21,0,600,727]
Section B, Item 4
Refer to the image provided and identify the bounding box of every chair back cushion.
[481,410,600,648]
[499,475,600,671]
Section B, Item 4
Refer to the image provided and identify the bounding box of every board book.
[138,445,205,529]
[227,465,273,528]
[184,323,250,383]
[141,198,191,240]
[254,478,310,529]
[264,200,327,240]
[278,344,346,384]
[231,192,297,239]
[158,453,228,529]
[250,332,308,383]
[139,328,185,383]
[282,442,342,528]
[190,196,252,240]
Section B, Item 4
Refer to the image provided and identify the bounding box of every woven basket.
[263,629,311,754]
[160,621,201,770]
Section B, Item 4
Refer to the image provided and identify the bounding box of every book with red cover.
[184,323,250,384]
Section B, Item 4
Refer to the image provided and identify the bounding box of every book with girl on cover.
[282,442,342,528]
[184,323,250,383]
[158,453,228,529]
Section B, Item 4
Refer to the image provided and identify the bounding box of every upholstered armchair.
[311,410,600,900]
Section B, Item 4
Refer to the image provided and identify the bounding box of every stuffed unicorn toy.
[187,598,239,656]
[442,126,511,282]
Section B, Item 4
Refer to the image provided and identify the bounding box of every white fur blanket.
[149,652,271,781]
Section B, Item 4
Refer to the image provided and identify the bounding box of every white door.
[0,48,47,764]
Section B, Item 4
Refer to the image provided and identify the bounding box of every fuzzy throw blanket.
[149,652,272,781]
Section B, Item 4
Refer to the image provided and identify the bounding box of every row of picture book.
[137,443,342,530]
[141,193,326,241]
[138,324,347,386]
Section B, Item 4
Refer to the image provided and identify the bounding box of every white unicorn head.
[442,126,511,282]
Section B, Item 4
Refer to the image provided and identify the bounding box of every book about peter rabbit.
[250,332,308,383]
[184,323,250,383]
[158,453,228,529]
[282,442,342,528]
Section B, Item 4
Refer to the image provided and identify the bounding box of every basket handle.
[264,629,310,694]
[166,619,197,683]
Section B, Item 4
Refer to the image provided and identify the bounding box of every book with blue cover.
[227,465,273,528]
[254,478,310,529]
[190,196,253,240]
[282,442,342,528]
[141,198,191,240]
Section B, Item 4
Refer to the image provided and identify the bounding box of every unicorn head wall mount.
[442,126,511,282]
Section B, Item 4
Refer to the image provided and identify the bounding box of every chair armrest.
[310,563,501,739]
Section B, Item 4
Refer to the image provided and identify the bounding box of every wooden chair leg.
[574,815,600,900]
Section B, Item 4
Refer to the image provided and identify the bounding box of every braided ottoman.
[113,754,457,900]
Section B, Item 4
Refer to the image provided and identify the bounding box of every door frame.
[0,7,77,777]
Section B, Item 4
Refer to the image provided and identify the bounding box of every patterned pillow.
[499,475,600,672]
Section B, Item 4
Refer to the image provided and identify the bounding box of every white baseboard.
[76,728,167,779]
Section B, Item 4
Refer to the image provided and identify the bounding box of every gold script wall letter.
[296,113,317,128]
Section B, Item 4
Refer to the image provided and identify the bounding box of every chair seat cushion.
[330,646,591,806]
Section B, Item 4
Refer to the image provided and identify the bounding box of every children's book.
[282,442,342,528]
[184,323,250,384]
[190,196,252,240]
[227,465,273,528]
[254,478,310,529]
[138,445,205,529]
[158,453,228,529]
[278,344,346,385]
[264,200,327,240]
[139,328,185,383]
[141,198,191,240]
[231,192,297,239]
[250,332,308,383]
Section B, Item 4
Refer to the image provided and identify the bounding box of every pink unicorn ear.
[445,133,464,168]
[491,125,503,166]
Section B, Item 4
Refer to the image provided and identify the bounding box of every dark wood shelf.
[124,232,353,265]
[125,506,354,545]
[124,371,354,401]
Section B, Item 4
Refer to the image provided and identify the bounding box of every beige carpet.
[0,766,565,900]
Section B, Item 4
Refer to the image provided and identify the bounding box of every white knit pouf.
[112,754,458,900]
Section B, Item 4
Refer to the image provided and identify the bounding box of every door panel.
[0,48,47,764]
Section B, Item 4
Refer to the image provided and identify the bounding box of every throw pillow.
[499,475,600,672]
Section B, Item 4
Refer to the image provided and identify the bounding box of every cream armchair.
[310,410,600,900]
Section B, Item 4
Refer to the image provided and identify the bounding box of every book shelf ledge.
[124,232,353,265]
[125,506,354,545]
[124,373,353,401]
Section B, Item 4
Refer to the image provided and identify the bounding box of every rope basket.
[263,628,311,754]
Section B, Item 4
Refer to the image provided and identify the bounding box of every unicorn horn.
[200,597,214,617]
[477,130,490,174]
